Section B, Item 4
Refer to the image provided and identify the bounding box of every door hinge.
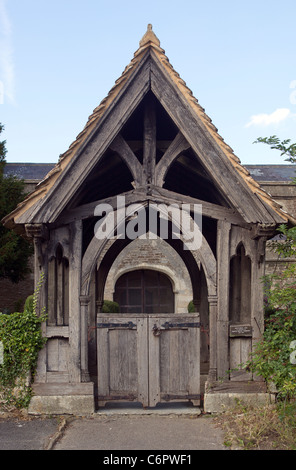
[97,321,136,329]
[161,321,200,329]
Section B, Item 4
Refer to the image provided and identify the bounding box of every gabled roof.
[2,25,293,231]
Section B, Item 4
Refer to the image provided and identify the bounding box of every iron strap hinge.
[161,321,200,329]
[161,393,200,401]
[97,321,136,329]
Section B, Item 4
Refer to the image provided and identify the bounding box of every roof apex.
[139,24,160,48]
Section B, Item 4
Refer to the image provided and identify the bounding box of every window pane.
[128,307,142,314]
[159,273,172,288]
[116,276,126,288]
[144,287,158,307]
[114,269,174,314]
[159,287,173,305]
[114,289,127,306]
[128,288,142,306]
[127,271,142,287]
[144,270,158,286]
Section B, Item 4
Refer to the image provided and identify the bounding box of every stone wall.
[0,258,34,313]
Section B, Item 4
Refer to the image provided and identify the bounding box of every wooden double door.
[97,313,200,408]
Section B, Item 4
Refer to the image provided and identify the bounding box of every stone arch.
[104,236,193,314]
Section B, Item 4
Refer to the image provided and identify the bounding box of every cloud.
[0,0,15,104]
[245,108,292,128]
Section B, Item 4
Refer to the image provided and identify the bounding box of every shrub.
[246,226,296,400]
[187,300,195,313]
[0,275,46,409]
[102,300,119,313]
[24,294,34,313]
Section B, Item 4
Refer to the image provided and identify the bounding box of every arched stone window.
[48,244,69,326]
[114,269,174,314]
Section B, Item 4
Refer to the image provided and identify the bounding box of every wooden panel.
[109,329,138,393]
[159,329,189,394]
[137,316,149,407]
[230,337,252,381]
[47,338,69,373]
[97,325,110,398]
[148,321,160,407]
[56,259,64,325]
[148,314,200,406]
[47,339,59,372]
[97,315,148,405]
[47,258,56,326]
[97,313,200,407]
[46,326,69,338]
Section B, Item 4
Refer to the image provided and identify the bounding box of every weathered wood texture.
[97,314,200,407]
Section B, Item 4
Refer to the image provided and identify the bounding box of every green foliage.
[245,136,296,400]
[0,275,47,409]
[254,136,296,162]
[102,300,119,313]
[0,123,34,283]
[24,295,34,313]
[187,300,195,313]
[0,123,7,175]
[246,228,296,400]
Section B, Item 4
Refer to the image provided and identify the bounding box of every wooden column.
[251,237,266,380]
[68,220,83,383]
[80,295,91,382]
[217,220,231,379]
[208,294,218,382]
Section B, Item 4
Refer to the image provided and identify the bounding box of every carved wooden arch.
[81,204,217,299]
[154,132,190,187]
[109,134,143,187]
[230,226,258,262]
[230,241,252,260]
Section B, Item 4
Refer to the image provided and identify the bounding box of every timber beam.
[57,185,250,228]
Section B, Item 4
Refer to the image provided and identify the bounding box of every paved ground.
[54,414,226,451]
[0,415,59,450]
[0,406,227,451]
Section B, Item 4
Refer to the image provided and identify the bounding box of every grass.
[215,400,296,450]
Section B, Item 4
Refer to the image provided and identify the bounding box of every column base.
[28,382,95,415]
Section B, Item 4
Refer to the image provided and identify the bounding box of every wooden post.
[68,220,83,383]
[251,237,266,380]
[143,98,156,187]
[80,295,91,382]
[217,220,231,379]
[208,294,218,382]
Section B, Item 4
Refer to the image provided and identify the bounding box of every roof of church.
[2,25,294,229]
[4,163,296,183]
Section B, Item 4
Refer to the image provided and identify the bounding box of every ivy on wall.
[0,275,47,409]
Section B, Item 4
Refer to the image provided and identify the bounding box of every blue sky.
[1,0,296,165]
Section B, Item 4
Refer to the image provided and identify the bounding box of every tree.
[0,123,7,172]
[0,124,33,283]
[254,135,296,163]
[246,136,296,400]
